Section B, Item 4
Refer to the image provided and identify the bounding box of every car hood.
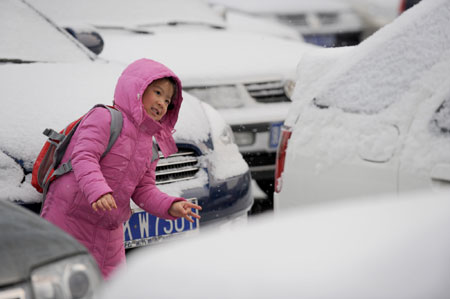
[97,28,316,85]
[0,61,210,203]
[0,200,87,285]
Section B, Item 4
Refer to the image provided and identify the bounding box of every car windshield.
[0,0,93,63]
[29,0,226,30]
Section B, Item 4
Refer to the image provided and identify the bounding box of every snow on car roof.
[310,0,450,114]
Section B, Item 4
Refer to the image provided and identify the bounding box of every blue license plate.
[269,122,283,148]
[123,198,199,248]
[304,34,336,47]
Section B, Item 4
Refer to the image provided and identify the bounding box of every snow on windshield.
[0,0,91,62]
[313,0,450,114]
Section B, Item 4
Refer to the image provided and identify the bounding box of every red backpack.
[31,104,123,196]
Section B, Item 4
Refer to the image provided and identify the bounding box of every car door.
[398,86,450,195]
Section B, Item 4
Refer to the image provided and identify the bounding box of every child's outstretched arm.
[132,159,200,220]
[168,201,202,223]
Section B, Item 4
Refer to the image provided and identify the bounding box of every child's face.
[142,78,174,121]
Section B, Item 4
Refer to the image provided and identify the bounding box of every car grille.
[245,81,290,103]
[277,14,308,26]
[317,12,339,25]
[155,148,200,185]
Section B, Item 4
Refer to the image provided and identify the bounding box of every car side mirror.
[65,27,104,55]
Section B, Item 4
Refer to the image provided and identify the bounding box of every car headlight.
[283,79,296,100]
[184,85,243,109]
[31,254,101,299]
[219,124,235,145]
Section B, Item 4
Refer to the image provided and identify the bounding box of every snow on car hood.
[97,28,315,85]
[0,61,210,202]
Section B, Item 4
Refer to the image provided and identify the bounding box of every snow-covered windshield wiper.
[139,21,225,30]
[96,25,154,35]
[0,58,37,64]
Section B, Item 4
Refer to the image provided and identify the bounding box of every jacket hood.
[113,58,183,157]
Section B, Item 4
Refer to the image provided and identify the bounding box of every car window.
[432,99,450,134]
[0,0,93,63]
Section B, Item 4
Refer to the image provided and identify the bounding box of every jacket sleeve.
[131,159,185,220]
[71,108,113,205]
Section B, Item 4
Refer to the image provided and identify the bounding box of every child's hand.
[169,200,202,223]
[92,193,118,212]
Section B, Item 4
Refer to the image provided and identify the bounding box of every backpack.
[31,104,123,198]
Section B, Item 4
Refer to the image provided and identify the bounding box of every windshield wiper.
[139,21,225,30]
[0,58,37,64]
[96,25,154,35]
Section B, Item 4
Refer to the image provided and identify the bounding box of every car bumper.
[182,169,254,224]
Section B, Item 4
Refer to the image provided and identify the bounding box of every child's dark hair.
[166,77,177,110]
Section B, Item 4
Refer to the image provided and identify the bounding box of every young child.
[40,58,201,279]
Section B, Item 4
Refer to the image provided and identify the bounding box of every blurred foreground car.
[210,0,364,47]
[0,0,252,250]
[97,191,450,298]
[30,0,318,210]
[0,200,101,299]
[274,0,450,210]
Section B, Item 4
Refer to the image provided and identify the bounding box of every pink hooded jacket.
[41,59,184,279]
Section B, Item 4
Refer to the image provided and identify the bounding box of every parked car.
[0,199,102,299]
[97,190,450,298]
[0,0,252,250]
[209,0,364,47]
[342,0,399,39]
[274,0,450,211]
[399,0,422,14]
[29,0,318,211]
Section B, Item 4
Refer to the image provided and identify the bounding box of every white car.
[97,190,450,298]
[1,0,252,250]
[210,0,364,47]
[274,0,450,211]
[30,0,318,210]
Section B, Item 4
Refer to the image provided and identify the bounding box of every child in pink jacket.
[41,58,201,279]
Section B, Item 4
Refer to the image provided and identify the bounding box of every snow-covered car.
[209,0,364,47]
[29,0,318,210]
[0,0,252,249]
[97,190,450,298]
[274,0,450,211]
[0,199,102,299]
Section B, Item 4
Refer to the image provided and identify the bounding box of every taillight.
[275,127,292,193]
[398,0,406,14]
